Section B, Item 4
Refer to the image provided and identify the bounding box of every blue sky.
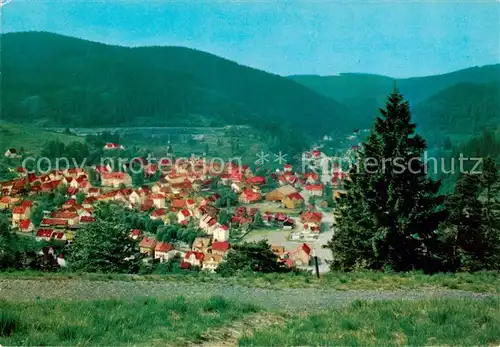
[1,0,498,77]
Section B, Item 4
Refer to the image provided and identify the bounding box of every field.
[239,298,500,346]
[0,122,84,155]
[0,296,260,346]
[1,294,499,346]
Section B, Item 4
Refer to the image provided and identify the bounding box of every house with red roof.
[199,214,218,234]
[239,189,262,204]
[139,237,157,256]
[154,242,176,262]
[262,211,274,225]
[246,176,266,185]
[303,172,319,185]
[87,187,101,197]
[282,243,312,267]
[103,143,124,150]
[282,192,304,209]
[101,172,131,188]
[303,184,324,197]
[151,208,167,221]
[129,229,143,240]
[177,208,192,224]
[210,241,230,256]
[129,190,145,206]
[213,224,230,242]
[151,193,166,209]
[35,229,54,242]
[40,218,69,229]
[18,219,34,232]
[184,251,204,267]
[0,196,11,209]
[202,254,223,272]
[12,206,29,227]
[300,211,323,232]
[51,211,80,226]
[79,216,96,224]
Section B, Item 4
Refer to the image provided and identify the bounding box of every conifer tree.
[328,90,447,272]
[443,157,500,270]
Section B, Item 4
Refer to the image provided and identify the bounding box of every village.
[1,141,356,273]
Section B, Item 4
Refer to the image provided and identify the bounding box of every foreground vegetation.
[1,295,499,346]
[2,269,500,293]
[240,298,500,346]
[0,296,259,346]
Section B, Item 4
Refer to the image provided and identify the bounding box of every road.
[244,189,335,273]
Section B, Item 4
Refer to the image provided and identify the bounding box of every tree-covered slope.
[412,82,500,134]
[1,31,352,136]
[289,66,500,127]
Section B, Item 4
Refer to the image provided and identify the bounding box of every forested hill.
[412,82,500,134]
[1,31,352,137]
[289,65,500,127]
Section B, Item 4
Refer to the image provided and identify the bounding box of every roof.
[130,229,142,236]
[246,176,266,184]
[304,184,324,191]
[51,212,78,219]
[287,192,304,200]
[152,208,166,217]
[301,243,311,255]
[180,209,191,217]
[139,237,157,248]
[80,216,96,223]
[101,172,128,180]
[211,241,230,252]
[300,211,322,223]
[41,218,68,226]
[36,229,53,237]
[19,219,32,230]
[171,199,186,208]
[185,251,205,260]
[12,206,26,214]
[155,242,175,252]
[241,189,261,201]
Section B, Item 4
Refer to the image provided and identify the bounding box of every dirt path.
[0,279,496,311]
[191,312,286,347]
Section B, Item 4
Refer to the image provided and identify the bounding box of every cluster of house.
[0,147,353,272]
[137,232,231,272]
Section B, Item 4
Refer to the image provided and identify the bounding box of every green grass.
[2,269,500,293]
[0,296,259,346]
[0,121,83,154]
[2,295,499,346]
[239,298,500,346]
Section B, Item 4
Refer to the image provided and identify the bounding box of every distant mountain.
[1,31,352,138]
[412,82,500,135]
[289,66,500,127]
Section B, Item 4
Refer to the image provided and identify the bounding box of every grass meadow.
[0,296,259,346]
[1,296,499,346]
[239,298,500,346]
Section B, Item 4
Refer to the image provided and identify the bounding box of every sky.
[1,0,499,77]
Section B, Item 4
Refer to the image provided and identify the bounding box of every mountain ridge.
[0,31,353,139]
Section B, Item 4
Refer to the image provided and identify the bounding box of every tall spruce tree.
[442,173,485,270]
[443,157,500,271]
[328,90,447,272]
